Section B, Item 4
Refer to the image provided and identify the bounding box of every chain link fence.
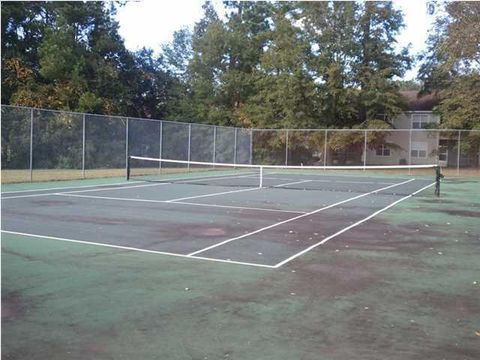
[253,128,479,177]
[1,105,479,183]
[1,105,254,182]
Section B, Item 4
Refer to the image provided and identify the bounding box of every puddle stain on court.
[31,199,76,206]
[2,291,28,322]
[433,209,480,218]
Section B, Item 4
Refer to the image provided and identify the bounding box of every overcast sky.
[116,0,434,80]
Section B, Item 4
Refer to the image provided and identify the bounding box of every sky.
[116,0,435,80]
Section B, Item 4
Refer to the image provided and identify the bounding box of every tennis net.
[127,156,443,196]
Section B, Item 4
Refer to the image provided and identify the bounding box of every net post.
[456,130,461,176]
[187,123,192,171]
[126,156,131,181]
[363,130,367,170]
[29,108,34,182]
[435,165,443,197]
[82,113,86,179]
[259,166,263,188]
[323,129,328,169]
[285,129,289,166]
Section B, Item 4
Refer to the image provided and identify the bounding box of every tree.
[354,1,412,123]
[301,1,359,127]
[242,2,317,129]
[419,1,480,130]
[1,1,176,118]
[163,28,193,80]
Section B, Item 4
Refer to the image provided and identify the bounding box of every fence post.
[363,130,367,169]
[285,129,289,166]
[249,129,253,165]
[234,127,238,165]
[323,129,328,168]
[125,118,129,175]
[82,113,86,178]
[187,123,192,170]
[213,126,217,165]
[457,130,461,176]
[159,121,163,170]
[408,129,412,174]
[29,108,34,182]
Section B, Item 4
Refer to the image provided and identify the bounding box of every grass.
[2,166,479,184]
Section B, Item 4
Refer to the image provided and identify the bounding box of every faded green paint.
[2,178,479,359]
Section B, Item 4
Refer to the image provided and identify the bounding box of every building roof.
[400,90,440,111]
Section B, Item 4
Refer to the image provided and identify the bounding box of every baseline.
[1,230,274,269]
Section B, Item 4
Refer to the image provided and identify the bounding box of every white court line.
[1,192,62,200]
[273,179,312,188]
[59,182,169,194]
[164,178,318,203]
[0,230,275,269]
[175,172,258,183]
[1,168,256,196]
[263,174,397,185]
[54,193,305,214]
[1,180,140,194]
[266,171,412,182]
[273,182,436,268]
[165,187,260,202]
[171,201,306,214]
[1,182,167,200]
[187,178,416,256]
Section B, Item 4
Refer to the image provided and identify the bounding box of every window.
[411,142,428,158]
[375,145,391,157]
[438,140,448,162]
[411,149,427,158]
[411,114,435,129]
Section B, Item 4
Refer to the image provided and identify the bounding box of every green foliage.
[1,1,174,119]
[242,5,317,128]
[435,75,480,129]
[395,80,422,91]
[78,92,102,113]
[8,1,468,133]
[419,1,480,130]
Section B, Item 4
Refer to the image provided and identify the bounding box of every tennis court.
[2,162,479,359]
[2,159,440,268]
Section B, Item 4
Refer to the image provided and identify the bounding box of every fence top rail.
[1,104,243,132]
[252,128,479,132]
[2,104,478,133]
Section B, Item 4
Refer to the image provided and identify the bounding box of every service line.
[54,193,304,214]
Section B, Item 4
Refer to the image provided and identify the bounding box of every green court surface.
[2,176,479,359]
